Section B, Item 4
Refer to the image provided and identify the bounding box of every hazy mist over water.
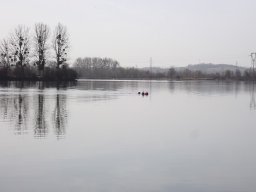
[0,80,256,192]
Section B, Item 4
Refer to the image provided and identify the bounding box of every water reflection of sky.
[0,80,256,138]
[0,80,256,192]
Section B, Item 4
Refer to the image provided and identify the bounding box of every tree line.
[73,57,256,81]
[73,57,163,79]
[167,67,256,81]
[0,23,77,81]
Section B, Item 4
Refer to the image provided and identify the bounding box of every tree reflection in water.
[34,82,68,138]
[14,94,29,135]
[1,80,255,138]
[250,83,256,110]
[0,81,69,138]
[34,82,48,138]
[52,93,67,139]
[0,93,29,134]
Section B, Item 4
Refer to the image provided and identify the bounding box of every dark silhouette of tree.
[235,69,242,80]
[52,23,68,69]
[0,23,76,81]
[34,23,50,75]
[168,67,176,79]
[182,69,192,79]
[0,39,11,69]
[243,70,251,80]
[224,70,233,79]
[10,26,30,67]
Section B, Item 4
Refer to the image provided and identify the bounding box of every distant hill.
[141,63,248,74]
[185,63,247,74]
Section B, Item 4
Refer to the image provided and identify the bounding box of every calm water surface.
[0,80,256,192]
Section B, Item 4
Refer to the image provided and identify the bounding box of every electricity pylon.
[250,52,256,73]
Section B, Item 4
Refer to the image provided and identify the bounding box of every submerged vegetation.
[0,23,77,81]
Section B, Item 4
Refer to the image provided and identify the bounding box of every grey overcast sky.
[0,0,256,67]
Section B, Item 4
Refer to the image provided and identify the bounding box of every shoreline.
[0,78,255,83]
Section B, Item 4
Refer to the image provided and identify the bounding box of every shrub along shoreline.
[0,66,77,81]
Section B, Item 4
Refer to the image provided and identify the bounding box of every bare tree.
[34,23,50,73]
[52,23,69,69]
[0,39,11,68]
[10,26,30,67]
[168,67,176,79]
